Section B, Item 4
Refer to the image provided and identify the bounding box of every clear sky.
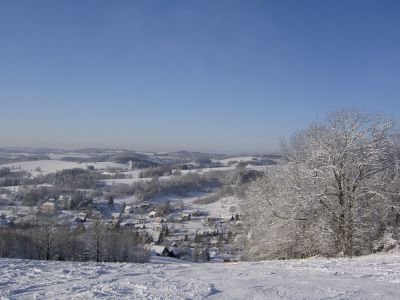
[0,1,399,153]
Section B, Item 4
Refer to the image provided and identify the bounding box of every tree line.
[0,216,149,263]
[110,171,232,202]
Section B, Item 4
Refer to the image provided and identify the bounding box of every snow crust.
[1,252,400,299]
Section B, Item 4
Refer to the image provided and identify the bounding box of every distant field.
[1,160,128,176]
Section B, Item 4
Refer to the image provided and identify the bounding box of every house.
[192,209,202,216]
[149,245,175,257]
[120,219,135,227]
[156,223,168,232]
[218,253,235,262]
[16,212,27,218]
[102,171,116,177]
[134,223,146,229]
[6,215,16,224]
[41,202,55,213]
[209,247,220,260]
[111,213,121,226]
[202,217,219,226]
[210,237,220,247]
[124,206,134,214]
[0,213,13,226]
[111,212,121,220]
[155,217,165,223]
[58,195,72,209]
[75,212,87,223]
[181,213,191,221]
[137,202,150,209]
[170,247,190,259]
[235,220,244,226]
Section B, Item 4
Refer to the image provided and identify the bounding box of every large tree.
[245,110,400,259]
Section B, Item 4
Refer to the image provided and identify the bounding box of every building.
[75,212,87,223]
[111,212,121,220]
[149,245,175,257]
[124,206,134,214]
[41,202,55,213]
[181,213,191,221]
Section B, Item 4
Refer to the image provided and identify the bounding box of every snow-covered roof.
[111,213,121,218]
[150,245,168,256]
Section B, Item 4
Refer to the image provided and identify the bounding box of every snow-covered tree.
[244,110,400,259]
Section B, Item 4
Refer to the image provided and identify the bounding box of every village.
[0,187,245,262]
[0,149,269,263]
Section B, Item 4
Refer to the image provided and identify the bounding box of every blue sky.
[1,1,399,153]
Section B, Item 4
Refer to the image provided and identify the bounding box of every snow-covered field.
[1,160,127,177]
[217,156,260,166]
[111,195,138,205]
[196,196,239,219]
[1,252,400,299]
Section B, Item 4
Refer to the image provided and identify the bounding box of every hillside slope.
[1,252,400,299]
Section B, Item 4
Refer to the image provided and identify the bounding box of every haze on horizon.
[1,1,400,153]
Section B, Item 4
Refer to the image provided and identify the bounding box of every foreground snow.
[1,252,400,299]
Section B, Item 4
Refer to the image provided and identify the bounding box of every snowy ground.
[1,252,400,299]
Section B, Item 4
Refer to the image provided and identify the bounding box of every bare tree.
[35,216,57,260]
[91,217,106,262]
